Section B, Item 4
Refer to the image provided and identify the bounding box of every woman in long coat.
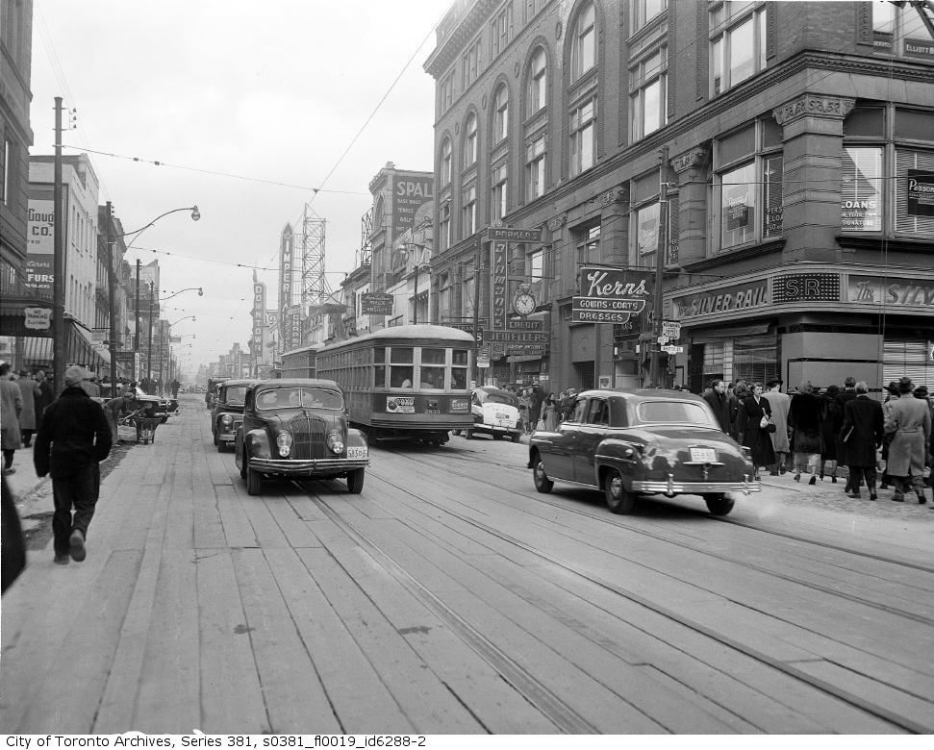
[737,383,776,476]
[541,394,558,431]
[0,363,23,475]
[818,385,842,482]
[789,382,823,484]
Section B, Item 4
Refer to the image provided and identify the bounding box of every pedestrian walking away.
[16,371,39,448]
[0,361,24,476]
[788,382,823,485]
[883,377,931,505]
[818,384,843,483]
[840,382,885,500]
[765,379,791,474]
[703,379,731,434]
[33,365,113,565]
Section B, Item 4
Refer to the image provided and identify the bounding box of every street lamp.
[161,287,204,302]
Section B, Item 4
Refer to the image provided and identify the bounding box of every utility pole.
[52,97,65,395]
[147,280,154,389]
[649,148,670,389]
[106,201,118,391]
[134,259,141,382]
[472,243,482,386]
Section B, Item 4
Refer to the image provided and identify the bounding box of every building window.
[711,118,784,253]
[570,97,596,177]
[630,48,667,142]
[632,0,666,32]
[492,3,513,56]
[527,47,547,116]
[1,139,10,204]
[528,247,546,303]
[464,113,478,167]
[462,183,478,237]
[841,106,934,237]
[870,1,932,58]
[571,1,596,81]
[710,3,768,96]
[493,84,509,143]
[576,224,601,268]
[525,0,547,24]
[440,138,452,187]
[526,134,547,200]
[439,202,452,252]
[440,70,455,114]
[492,162,508,221]
[462,37,482,91]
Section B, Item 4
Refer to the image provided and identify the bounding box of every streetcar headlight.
[326,430,344,455]
[276,431,292,457]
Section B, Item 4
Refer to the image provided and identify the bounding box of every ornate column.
[772,94,855,261]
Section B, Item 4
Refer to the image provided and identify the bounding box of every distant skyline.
[29,0,448,375]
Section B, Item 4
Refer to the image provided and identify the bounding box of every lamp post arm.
[118,206,200,239]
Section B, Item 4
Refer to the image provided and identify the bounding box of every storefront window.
[733,334,778,385]
[841,147,883,232]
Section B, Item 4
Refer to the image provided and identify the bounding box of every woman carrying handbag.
[737,382,776,479]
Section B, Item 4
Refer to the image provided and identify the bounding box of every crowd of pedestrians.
[701,375,932,505]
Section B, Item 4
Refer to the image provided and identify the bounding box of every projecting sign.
[661,345,684,354]
[572,267,653,325]
[484,330,548,344]
[661,321,681,338]
[361,293,394,316]
[486,227,544,242]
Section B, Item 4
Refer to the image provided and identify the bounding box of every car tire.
[532,453,554,493]
[239,449,247,478]
[213,430,218,446]
[246,460,262,496]
[604,469,636,515]
[704,493,735,516]
[464,429,474,440]
[217,440,226,453]
[347,468,365,494]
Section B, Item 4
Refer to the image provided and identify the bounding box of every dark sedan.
[212,379,256,452]
[234,379,369,496]
[528,389,759,516]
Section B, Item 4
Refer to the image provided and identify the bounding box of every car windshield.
[482,390,517,406]
[255,386,344,411]
[225,386,249,405]
[637,400,716,427]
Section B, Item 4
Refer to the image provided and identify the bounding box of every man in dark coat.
[840,381,884,500]
[33,365,112,565]
[834,376,858,467]
[703,379,731,433]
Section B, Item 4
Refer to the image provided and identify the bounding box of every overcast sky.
[29,0,448,376]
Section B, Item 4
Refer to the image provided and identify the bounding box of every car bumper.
[248,457,369,475]
[631,477,760,496]
[473,424,521,436]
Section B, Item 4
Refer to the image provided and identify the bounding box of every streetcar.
[279,344,318,379]
[315,324,475,445]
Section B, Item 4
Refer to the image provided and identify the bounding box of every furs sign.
[572,267,653,324]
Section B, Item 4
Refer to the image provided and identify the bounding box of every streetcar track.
[339,445,932,733]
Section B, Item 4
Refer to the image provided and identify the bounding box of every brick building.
[423,0,934,394]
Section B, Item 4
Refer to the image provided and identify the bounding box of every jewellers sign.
[572,267,653,325]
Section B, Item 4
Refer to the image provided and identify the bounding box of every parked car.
[528,388,760,516]
[234,379,369,496]
[212,379,256,452]
[206,377,229,410]
[96,384,175,422]
[458,385,523,442]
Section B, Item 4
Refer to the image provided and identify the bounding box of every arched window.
[493,84,509,143]
[571,1,596,81]
[527,48,547,116]
[464,113,478,167]
[440,138,453,187]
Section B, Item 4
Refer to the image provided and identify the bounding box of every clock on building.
[513,290,536,316]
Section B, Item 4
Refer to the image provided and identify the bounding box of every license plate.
[690,447,717,463]
[347,446,368,459]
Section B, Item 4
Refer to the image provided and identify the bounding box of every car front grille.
[287,413,328,460]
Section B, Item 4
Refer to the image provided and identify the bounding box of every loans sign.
[572,267,653,324]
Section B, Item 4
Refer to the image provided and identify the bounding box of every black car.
[528,388,760,516]
[234,379,369,496]
[212,379,256,452]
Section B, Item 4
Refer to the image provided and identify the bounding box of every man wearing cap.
[33,365,113,564]
[884,377,931,504]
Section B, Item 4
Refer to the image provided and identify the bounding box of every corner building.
[424,0,934,395]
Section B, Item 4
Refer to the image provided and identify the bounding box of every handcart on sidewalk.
[131,415,163,445]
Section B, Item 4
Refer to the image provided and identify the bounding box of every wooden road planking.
[1,397,932,734]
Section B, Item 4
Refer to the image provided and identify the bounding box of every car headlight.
[221,414,233,426]
[276,431,292,457]
[326,430,345,455]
